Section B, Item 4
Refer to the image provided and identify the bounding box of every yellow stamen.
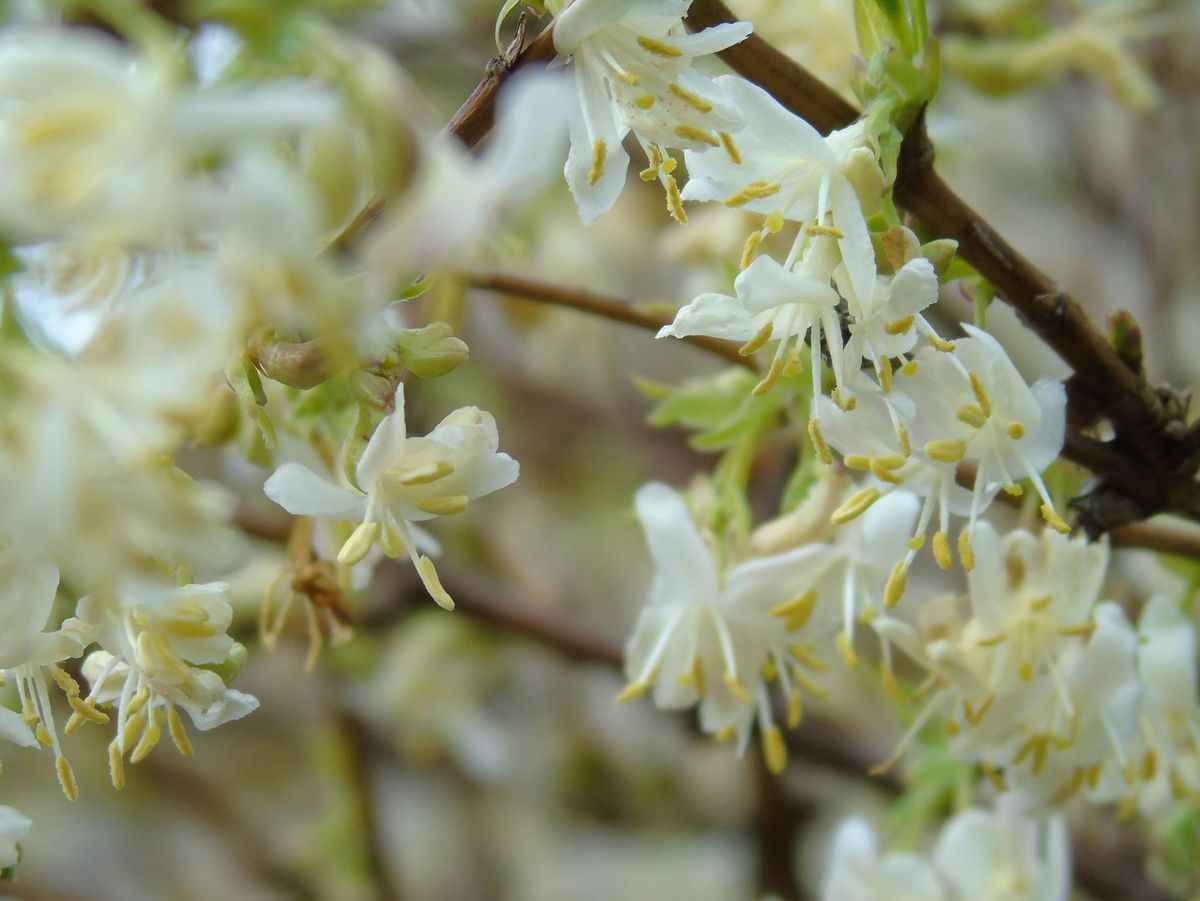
[870,458,904,485]
[763,727,787,775]
[932,531,953,570]
[674,124,719,147]
[739,321,774,356]
[884,315,915,336]
[906,534,926,552]
[808,418,833,464]
[417,555,455,610]
[416,495,469,516]
[844,455,871,471]
[958,529,975,571]
[831,487,881,524]
[108,739,125,791]
[615,681,649,703]
[636,35,682,56]
[588,139,607,187]
[668,82,712,112]
[769,591,817,630]
[337,521,379,567]
[56,755,78,802]
[764,211,784,234]
[900,360,919,377]
[723,180,782,207]
[723,671,752,703]
[956,404,988,428]
[929,334,956,352]
[835,630,858,669]
[719,131,741,164]
[395,460,454,486]
[634,94,655,109]
[167,706,193,757]
[805,223,843,238]
[752,355,786,396]
[130,706,164,763]
[879,359,894,393]
[740,231,763,269]
[923,439,967,463]
[884,561,908,608]
[715,726,736,742]
[969,372,993,416]
[665,173,687,223]
[1003,483,1024,497]
[1041,503,1071,533]
[1018,660,1035,681]
[1058,622,1096,638]
[787,692,803,728]
[1007,421,1026,439]
[981,761,1008,793]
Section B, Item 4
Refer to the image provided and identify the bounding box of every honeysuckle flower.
[9,240,158,355]
[1091,595,1200,813]
[903,326,1067,536]
[0,29,334,243]
[933,798,1071,901]
[843,257,942,379]
[77,580,257,787]
[964,523,1108,689]
[0,550,91,800]
[823,818,945,901]
[620,481,838,773]
[657,238,844,396]
[264,383,519,610]
[682,74,879,307]
[0,805,30,872]
[553,0,752,223]
[816,325,1067,604]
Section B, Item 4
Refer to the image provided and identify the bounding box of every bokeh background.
[2,0,1198,898]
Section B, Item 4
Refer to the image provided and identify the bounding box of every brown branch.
[445,20,559,146]
[465,272,757,370]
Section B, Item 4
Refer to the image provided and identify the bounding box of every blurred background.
[3,0,1198,898]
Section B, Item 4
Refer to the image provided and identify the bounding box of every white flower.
[903,325,1067,535]
[77,579,257,786]
[964,523,1108,688]
[0,805,31,872]
[620,482,837,772]
[264,383,519,610]
[682,74,879,307]
[934,798,1071,901]
[0,550,90,799]
[8,240,158,355]
[844,257,941,379]
[822,818,945,901]
[0,28,333,243]
[658,239,843,396]
[814,326,1067,604]
[553,0,752,223]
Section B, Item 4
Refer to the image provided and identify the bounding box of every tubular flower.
[620,482,838,773]
[264,383,519,610]
[682,74,880,307]
[0,550,91,800]
[76,580,258,788]
[815,325,1067,604]
[0,29,333,243]
[657,237,845,397]
[553,0,752,223]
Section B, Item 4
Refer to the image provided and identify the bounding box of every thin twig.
[465,272,757,370]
